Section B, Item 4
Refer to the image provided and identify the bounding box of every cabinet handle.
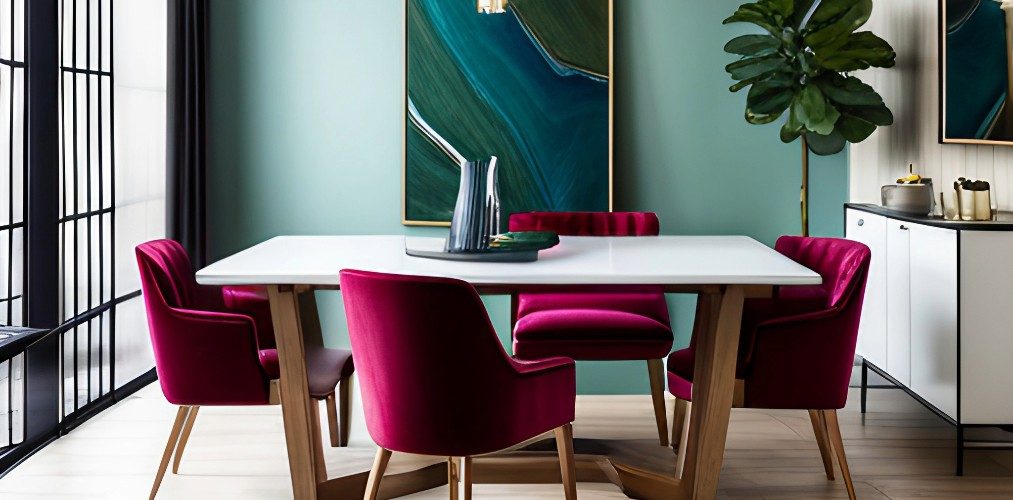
[898,225,909,230]
[857,219,865,227]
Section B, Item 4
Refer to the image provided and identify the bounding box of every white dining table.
[197,235,821,500]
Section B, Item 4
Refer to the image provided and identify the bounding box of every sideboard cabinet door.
[846,209,887,369]
[908,223,958,420]
[885,219,912,386]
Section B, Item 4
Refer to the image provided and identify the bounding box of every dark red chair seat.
[259,347,355,398]
[515,308,673,360]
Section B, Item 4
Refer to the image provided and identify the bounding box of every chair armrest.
[220,285,276,349]
[153,305,272,405]
[739,308,840,368]
[740,308,857,409]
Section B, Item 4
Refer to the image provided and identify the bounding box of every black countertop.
[846,203,1013,231]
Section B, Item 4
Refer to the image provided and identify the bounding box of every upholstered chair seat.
[258,347,355,398]
[514,303,673,361]
[667,236,871,500]
[509,212,675,446]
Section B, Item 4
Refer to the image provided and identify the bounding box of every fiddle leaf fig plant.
[724,0,896,156]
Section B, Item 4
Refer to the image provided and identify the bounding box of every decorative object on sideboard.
[723,0,896,236]
[881,165,935,216]
[941,177,995,221]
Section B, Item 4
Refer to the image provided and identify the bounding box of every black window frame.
[0,0,157,475]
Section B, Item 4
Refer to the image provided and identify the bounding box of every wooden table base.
[269,284,758,500]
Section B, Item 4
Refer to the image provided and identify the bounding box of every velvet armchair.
[136,240,355,499]
[340,269,578,500]
[667,236,871,500]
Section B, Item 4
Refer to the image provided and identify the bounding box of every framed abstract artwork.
[403,0,613,226]
[941,0,1013,145]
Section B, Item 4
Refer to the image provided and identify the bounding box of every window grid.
[58,0,120,419]
[1,0,27,449]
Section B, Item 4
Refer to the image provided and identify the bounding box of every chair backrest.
[339,269,530,456]
[136,240,268,406]
[134,239,221,310]
[508,211,660,236]
[774,236,871,310]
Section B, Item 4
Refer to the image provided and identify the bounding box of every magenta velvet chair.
[136,240,355,499]
[339,270,578,500]
[509,211,674,445]
[667,236,870,500]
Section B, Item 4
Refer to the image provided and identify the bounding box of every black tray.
[405,236,552,263]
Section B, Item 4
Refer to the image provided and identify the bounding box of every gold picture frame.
[940,0,1013,146]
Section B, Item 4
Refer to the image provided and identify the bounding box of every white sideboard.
[846,204,1013,475]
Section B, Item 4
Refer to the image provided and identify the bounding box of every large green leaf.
[730,75,765,92]
[762,0,795,19]
[724,34,781,56]
[783,100,805,142]
[781,121,803,143]
[844,104,894,126]
[814,31,896,70]
[816,75,884,106]
[795,85,839,135]
[746,108,787,125]
[804,0,872,48]
[837,114,878,142]
[724,5,780,34]
[747,79,794,115]
[726,56,788,81]
[805,129,847,155]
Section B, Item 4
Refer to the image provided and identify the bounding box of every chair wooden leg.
[823,410,857,500]
[339,376,353,447]
[808,409,835,480]
[461,456,473,500]
[553,423,578,500]
[364,448,392,500]
[171,406,200,474]
[675,400,692,479]
[671,397,687,453]
[325,392,340,447]
[448,457,459,500]
[647,359,670,447]
[149,406,190,500]
[309,398,328,482]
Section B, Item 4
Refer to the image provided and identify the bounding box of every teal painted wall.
[207,0,848,395]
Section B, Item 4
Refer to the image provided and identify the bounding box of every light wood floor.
[3,381,1013,499]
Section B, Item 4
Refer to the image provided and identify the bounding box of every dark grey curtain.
[166,0,208,268]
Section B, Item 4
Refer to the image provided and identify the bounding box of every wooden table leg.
[679,285,745,499]
[268,285,324,500]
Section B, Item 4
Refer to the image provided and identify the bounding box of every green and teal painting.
[404,0,612,224]
[943,0,1013,142]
